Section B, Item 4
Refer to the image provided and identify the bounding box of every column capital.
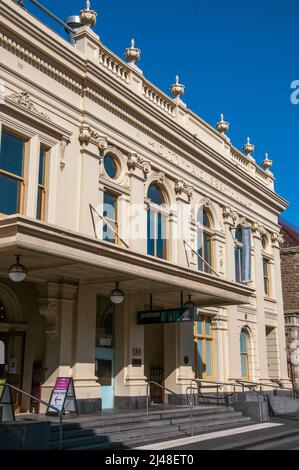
[251,222,266,240]
[127,152,151,180]
[222,206,238,226]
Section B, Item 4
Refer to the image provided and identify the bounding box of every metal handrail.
[146,381,193,436]
[188,379,239,407]
[2,383,64,450]
[236,379,296,396]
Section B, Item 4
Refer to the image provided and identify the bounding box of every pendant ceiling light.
[110,282,125,304]
[8,255,27,283]
[184,295,195,309]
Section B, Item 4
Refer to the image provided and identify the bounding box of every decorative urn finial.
[262,152,273,172]
[170,75,185,100]
[216,113,229,136]
[80,0,97,28]
[125,38,141,65]
[243,137,255,159]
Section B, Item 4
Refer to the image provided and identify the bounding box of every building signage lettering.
[137,307,196,325]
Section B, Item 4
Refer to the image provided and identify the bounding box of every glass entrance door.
[95,296,115,410]
[0,332,26,413]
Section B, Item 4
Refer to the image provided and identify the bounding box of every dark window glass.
[235,246,243,283]
[36,187,43,220]
[104,154,118,179]
[0,131,24,176]
[103,192,117,243]
[157,212,166,259]
[147,209,155,256]
[197,208,210,228]
[198,231,212,273]
[0,173,21,214]
[235,226,244,283]
[235,227,243,243]
[240,330,249,378]
[38,148,46,186]
[147,183,165,206]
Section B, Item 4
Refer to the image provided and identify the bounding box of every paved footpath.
[135,415,299,450]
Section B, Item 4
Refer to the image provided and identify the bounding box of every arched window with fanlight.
[147,183,168,260]
[197,208,213,273]
[240,328,250,378]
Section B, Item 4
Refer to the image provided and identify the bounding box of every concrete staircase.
[50,405,252,450]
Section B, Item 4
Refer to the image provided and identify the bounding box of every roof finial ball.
[243,136,255,161]
[170,75,185,101]
[262,152,273,173]
[80,0,97,28]
[125,39,141,65]
[216,113,229,137]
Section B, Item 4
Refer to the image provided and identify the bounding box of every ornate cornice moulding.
[127,152,151,178]
[0,30,83,94]
[7,91,51,121]
[79,123,108,153]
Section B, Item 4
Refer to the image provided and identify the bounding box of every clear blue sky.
[26,0,299,225]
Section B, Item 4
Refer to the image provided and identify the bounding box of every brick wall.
[281,248,299,312]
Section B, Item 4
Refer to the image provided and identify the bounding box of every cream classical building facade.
[0,0,290,413]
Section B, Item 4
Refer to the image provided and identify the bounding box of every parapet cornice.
[0,0,288,215]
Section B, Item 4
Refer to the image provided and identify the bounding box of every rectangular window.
[235,246,242,283]
[103,191,118,244]
[198,230,212,274]
[0,130,25,215]
[263,258,271,297]
[194,317,213,380]
[36,147,48,221]
[240,331,249,378]
[147,209,168,260]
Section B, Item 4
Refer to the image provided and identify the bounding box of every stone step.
[50,413,250,450]
[50,410,238,441]
[50,406,233,433]
[50,423,181,450]
[178,415,251,432]
[169,411,244,425]
[65,420,254,451]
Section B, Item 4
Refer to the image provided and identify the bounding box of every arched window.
[147,183,168,260]
[240,328,250,378]
[197,208,213,273]
[235,227,244,283]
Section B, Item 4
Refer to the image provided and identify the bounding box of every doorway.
[144,324,164,403]
[95,295,115,410]
[0,331,26,413]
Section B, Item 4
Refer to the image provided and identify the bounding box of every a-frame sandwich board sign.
[0,379,15,422]
[46,377,78,416]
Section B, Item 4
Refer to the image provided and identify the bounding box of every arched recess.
[239,325,253,379]
[0,283,23,324]
[145,172,176,209]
